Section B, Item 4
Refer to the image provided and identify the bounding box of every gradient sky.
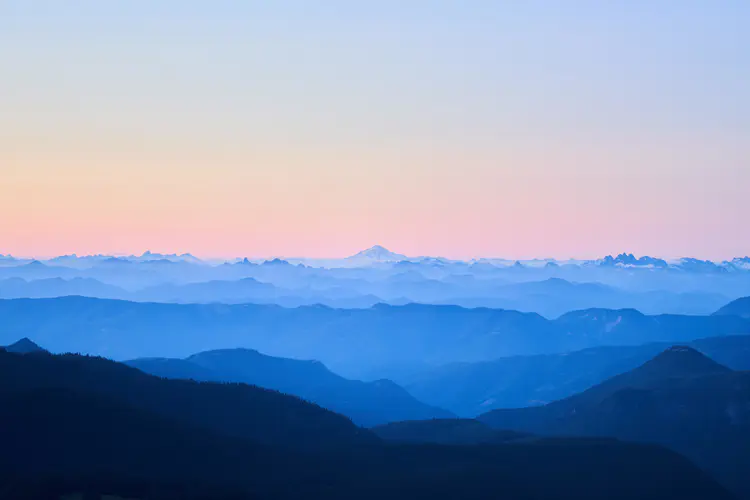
[2,1,749,259]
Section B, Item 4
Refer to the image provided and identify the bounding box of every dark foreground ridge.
[479,346,750,499]
[0,346,731,500]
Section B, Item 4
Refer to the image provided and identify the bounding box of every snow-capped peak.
[348,245,407,262]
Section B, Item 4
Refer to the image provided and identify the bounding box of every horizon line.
[2,246,748,264]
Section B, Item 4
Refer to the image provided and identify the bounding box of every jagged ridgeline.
[1,248,750,319]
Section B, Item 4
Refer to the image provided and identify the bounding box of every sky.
[1,1,748,260]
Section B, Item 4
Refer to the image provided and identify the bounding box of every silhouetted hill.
[527,346,732,416]
[403,335,750,416]
[0,387,292,499]
[4,337,46,354]
[372,419,529,445]
[715,296,750,318]
[479,346,735,430]
[0,348,371,451]
[621,345,731,379]
[0,349,733,500]
[2,297,749,377]
[127,348,453,426]
[479,347,750,499]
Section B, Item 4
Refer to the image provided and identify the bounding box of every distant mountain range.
[2,255,749,317]
[1,246,750,321]
[126,347,452,426]
[2,297,750,378]
[3,246,750,272]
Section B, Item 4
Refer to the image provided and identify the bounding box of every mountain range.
[477,346,750,499]
[2,296,749,378]
[126,347,452,426]
[2,246,750,317]
[2,246,749,498]
[0,343,728,499]
[401,334,750,416]
[4,247,750,271]
[1,275,734,316]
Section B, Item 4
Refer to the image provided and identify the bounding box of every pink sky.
[2,2,748,260]
[3,138,748,260]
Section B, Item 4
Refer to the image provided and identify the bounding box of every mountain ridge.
[5,249,750,271]
[2,296,749,377]
[128,347,453,426]
[714,296,750,318]
[478,347,750,499]
[0,345,730,499]
[401,334,750,416]
[4,337,46,354]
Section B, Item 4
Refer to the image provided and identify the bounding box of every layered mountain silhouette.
[2,252,747,316]
[2,297,749,377]
[479,346,750,499]
[0,344,730,499]
[0,346,369,451]
[715,296,750,318]
[127,348,453,426]
[403,335,750,416]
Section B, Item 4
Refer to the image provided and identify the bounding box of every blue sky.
[1,1,748,258]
